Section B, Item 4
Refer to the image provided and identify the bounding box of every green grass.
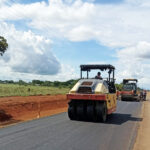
[0,84,70,97]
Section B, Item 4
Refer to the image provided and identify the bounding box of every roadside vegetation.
[0,79,126,97]
[0,80,78,97]
[115,83,123,91]
[0,36,8,56]
[0,83,70,97]
[0,79,143,97]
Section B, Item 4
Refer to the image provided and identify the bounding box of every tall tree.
[0,36,8,56]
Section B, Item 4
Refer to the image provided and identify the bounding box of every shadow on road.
[69,113,142,125]
[121,100,142,102]
[106,113,142,125]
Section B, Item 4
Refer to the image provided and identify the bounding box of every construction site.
[0,0,150,149]
[0,64,149,150]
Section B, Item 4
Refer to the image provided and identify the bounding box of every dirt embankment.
[0,95,69,127]
[133,92,150,150]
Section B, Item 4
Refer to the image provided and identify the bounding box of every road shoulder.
[133,96,150,150]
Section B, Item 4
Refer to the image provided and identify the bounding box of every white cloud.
[0,22,78,81]
[116,41,150,89]
[0,62,78,81]
[0,0,8,6]
[1,0,150,48]
[0,22,61,75]
[118,41,150,59]
[0,0,150,87]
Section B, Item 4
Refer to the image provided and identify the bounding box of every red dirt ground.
[0,95,69,127]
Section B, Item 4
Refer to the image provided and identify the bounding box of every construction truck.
[67,64,117,122]
[121,79,139,101]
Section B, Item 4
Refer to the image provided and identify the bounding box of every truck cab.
[121,79,139,101]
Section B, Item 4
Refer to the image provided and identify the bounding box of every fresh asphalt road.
[0,101,142,150]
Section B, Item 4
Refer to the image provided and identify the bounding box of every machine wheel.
[68,101,76,120]
[86,101,95,121]
[96,102,107,122]
[121,98,125,101]
[76,101,85,120]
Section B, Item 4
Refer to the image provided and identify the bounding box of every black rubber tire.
[96,102,107,122]
[68,103,76,120]
[95,102,100,122]
[86,101,95,121]
[76,102,85,120]
[121,98,125,101]
[101,102,107,122]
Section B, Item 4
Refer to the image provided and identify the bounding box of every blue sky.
[93,0,124,4]
[52,40,116,66]
[17,0,124,4]
[20,0,48,3]
[0,0,150,88]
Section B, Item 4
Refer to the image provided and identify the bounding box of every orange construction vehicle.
[121,79,139,101]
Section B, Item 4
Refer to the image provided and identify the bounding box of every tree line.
[0,79,79,89]
[0,79,126,90]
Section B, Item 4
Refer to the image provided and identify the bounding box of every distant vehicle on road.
[121,79,140,101]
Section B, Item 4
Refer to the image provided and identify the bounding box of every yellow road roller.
[67,64,117,122]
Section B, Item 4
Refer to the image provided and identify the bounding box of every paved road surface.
[0,101,142,150]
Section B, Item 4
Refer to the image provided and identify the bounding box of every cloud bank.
[0,22,61,76]
[1,0,150,47]
[0,0,150,87]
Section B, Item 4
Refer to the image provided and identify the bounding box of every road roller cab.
[121,79,139,101]
[67,64,117,122]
